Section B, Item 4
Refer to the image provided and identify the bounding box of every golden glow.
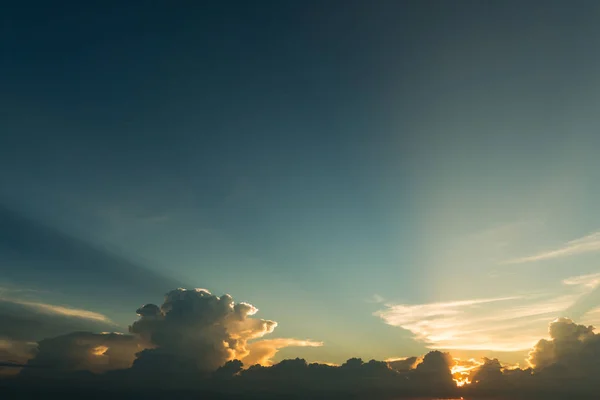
[91,346,109,356]
[451,357,482,387]
[455,377,471,387]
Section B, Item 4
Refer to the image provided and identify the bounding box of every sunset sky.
[2,0,600,369]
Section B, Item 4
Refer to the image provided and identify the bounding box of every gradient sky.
[2,0,600,365]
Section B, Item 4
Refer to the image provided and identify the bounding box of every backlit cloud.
[129,288,321,372]
[375,291,581,352]
[243,338,323,366]
[503,231,600,264]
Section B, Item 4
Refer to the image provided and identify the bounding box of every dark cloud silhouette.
[4,288,600,399]
[387,356,419,372]
[529,317,600,376]
[20,332,140,376]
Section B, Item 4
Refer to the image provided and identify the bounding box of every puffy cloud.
[21,331,141,376]
[128,288,313,372]
[528,317,599,374]
[469,357,502,384]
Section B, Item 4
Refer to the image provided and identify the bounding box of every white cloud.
[129,288,322,371]
[375,292,580,352]
[503,231,600,264]
[367,294,385,304]
[563,272,600,289]
[4,298,113,324]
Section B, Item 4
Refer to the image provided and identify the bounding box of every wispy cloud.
[563,272,600,289]
[2,297,113,324]
[366,294,385,304]
[375,289,583,352]
[503,232,600,264]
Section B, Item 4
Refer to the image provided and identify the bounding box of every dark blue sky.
[2,1,600,364]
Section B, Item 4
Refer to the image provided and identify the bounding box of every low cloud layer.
[3,287,600,399]
[22,332,140,375]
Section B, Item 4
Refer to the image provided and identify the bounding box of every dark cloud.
[529,317,600,377]
[387,356,419,372]
[20,332,141,376]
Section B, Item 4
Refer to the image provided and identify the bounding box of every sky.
[2,0,600,369]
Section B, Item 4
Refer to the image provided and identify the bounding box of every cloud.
[528,317,599,372]
[21,332,142,376]
[563,272,600,289]
[0,297,117,343]
[503,231,600,264]
[0,340,36,376]
[367,294,385,304]
[386,356,420,372]
[128,288,318,373]
[375,293,579,352]
[5,299,113,324]
[243,338,323,366]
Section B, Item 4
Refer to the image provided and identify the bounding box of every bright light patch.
[91,346,108,356]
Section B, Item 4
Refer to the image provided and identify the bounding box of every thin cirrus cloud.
[374,276,599,352]
[503,231,600,264]
[563,272,600,289]
[6,299,114,324]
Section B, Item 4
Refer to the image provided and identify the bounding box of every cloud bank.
[3,287,600,399]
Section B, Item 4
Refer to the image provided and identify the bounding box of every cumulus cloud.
[21,332,141,375]
[528,317,600,374]
[128,288,317,372]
